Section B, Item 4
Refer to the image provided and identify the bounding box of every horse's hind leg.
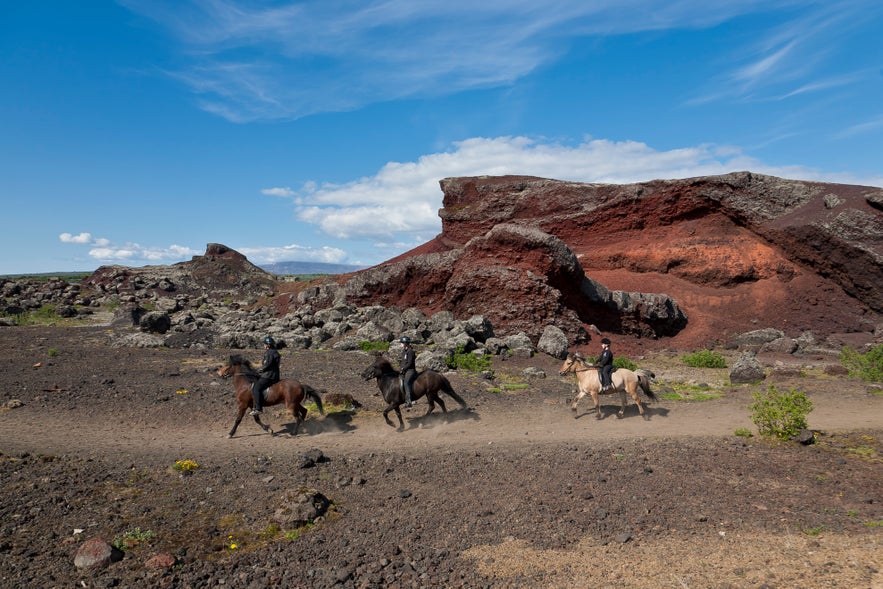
[427,394,446,416]
[617,390,629,419]
[627,387,649,420]
[253,414,274,435]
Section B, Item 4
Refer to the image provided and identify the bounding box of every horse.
[360,352,467,430]
[217,354,324,438]
[559,353,657,420]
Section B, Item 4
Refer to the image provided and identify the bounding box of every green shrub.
[682,349,727,368]
[840,344,883,382]
[358,340,390,352]
[583,356,638,371]
[447,346,492,372]
[749,384,813,440]
[734,428,753,438]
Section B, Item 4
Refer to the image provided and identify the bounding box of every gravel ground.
[1,326,881,588]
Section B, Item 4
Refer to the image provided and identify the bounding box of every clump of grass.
[734,428,753,438]
[358,340,390,352]
[113,527,156,551]
[658,381,722,401]
[840,344,883,382]
[682,349,727,368]
[749,384,813,440]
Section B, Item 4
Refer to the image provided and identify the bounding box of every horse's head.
[559,354,578,376]
[360,362,379,381]
[217,363,235,379]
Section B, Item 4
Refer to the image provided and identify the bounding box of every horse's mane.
[375,355,398,375]
[228,354,258,375]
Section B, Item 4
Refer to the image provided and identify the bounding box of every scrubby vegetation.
[447,345,492,372]
[840,344,883,382]
[749,384,813,440]
[682,349,727,368]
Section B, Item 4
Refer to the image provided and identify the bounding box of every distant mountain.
[259,261,367,276]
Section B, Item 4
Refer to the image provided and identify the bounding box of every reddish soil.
[1,325,882,588]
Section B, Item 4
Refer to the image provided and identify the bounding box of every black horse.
[360,353,467,430]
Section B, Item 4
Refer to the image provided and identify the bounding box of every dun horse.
[217,354,324,438]
[559,353,657,420]
[361,353,467,430]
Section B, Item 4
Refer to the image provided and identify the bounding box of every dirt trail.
[1,326,882,589]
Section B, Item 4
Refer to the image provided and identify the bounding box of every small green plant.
[47,348,58,357]
[865,520,883,528]
[734,428,753,438]
[682,350,727,368]
[447,346,492,372]
[173,459,200,472]
[358,340,390,352]
[113,527,156,551]
[840,344,883,382]
[802,525,825,537]
[749,384,813,440]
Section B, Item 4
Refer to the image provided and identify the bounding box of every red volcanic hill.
[331,172,882,354]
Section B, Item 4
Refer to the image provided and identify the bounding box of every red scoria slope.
[369,172,882,354]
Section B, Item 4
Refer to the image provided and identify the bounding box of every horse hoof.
[642,414,651,421]
[226,434,233,439]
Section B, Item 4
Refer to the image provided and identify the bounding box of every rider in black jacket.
[596,337,614,392]
[399,336,417,407]
[250,336,281,416]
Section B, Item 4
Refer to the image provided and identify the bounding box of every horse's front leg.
[570,387,587,415]
[591,390,602,420]
[227,407,247,438]
[383,403,405,430]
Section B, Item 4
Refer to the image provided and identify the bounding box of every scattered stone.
[73,537,123,570]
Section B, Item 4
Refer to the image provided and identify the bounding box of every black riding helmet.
[263,336,276,348]
[600,337,611,345]
[399,336,411,344]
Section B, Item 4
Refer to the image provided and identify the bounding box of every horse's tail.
[305,385,325,415]
[440,375,468,408]
[636,369,658,401]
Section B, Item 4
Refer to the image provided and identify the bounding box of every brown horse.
[360,353,467,430]
[559,353,657,420]
[217,354,324,438]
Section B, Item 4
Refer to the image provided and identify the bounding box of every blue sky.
[2,1,881,275]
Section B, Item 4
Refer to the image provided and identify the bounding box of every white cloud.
[238,244,348,265]
[61,234,201,265]
[289,135,883,243]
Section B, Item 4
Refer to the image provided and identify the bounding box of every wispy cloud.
[695,2,879,104]
[836,114,883,139]
[120,0,808,122]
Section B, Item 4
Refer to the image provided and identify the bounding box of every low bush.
[682,349,727,368]
[840,344,883,382]
[447,346,492,372]
[749,384,813,440]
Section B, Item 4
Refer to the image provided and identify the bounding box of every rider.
[250,336,281,416]
[596,337,614,392]
[399,336,417,408]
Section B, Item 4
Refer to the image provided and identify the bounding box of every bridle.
[560,357,593,375]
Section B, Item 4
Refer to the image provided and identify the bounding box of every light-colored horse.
[559,353,657,420]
